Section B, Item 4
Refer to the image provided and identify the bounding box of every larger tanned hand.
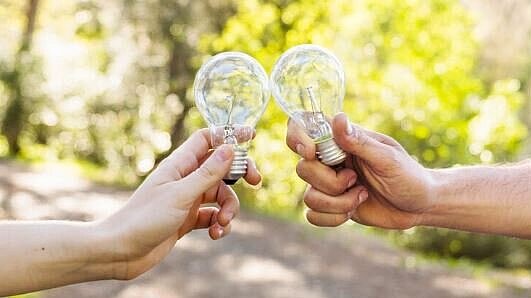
[286,113,434,229]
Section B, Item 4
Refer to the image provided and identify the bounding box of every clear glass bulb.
[194,52,270,184]
[271,44,346,166]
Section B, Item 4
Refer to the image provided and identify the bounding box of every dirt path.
[0,161,528,298]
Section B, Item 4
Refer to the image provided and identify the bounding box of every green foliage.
[0,52,46,154]
[200,0,529,267]
[0,0,529,268]
[390,227,531,268]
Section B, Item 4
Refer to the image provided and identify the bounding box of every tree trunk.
[155,39,193,163]
[1,0,40,155]
[20,0,39,51]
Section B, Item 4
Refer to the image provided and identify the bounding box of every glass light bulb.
[271,44,346,166]
[194,52,270,184]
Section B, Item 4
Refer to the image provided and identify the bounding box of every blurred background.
[1,0,531,297]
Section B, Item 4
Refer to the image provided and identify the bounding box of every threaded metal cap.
[316,138,346,166]
[223,146,248,184]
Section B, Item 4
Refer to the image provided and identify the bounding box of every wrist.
[90,217,147,280]
[417,168,451,227]
[81,221,123,280]
[94,213,154,280]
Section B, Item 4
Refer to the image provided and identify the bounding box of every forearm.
[0,220,116,296]
[422,160,531,238]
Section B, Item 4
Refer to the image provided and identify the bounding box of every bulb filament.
[305,86,321,114]
[226,95,235,125]
[224,95,237,144]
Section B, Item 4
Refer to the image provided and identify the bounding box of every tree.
[200,0,530,265]
[118,0,236,165]
[1,0,40,154]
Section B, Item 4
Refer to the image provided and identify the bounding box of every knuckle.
[285,130,299,150]
[303,193,313,208]
[356,130,369,146]
[305,211,317,226]
[346,197,358,212]
[382,148,401,169]
[389,149,402,164]
[285,129,295,144]
[332,214,346,227]
[327,182,345,196]
[198,127,210,135]
[318,198,331,210]
[193,128,208,140]
[295,161,308,179]
[314,198,332,212]
[303,189,319,208]
[196,163,215,180]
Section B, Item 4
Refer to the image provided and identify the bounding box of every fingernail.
[218,227,225,238]
[359,190,369,204]
[216,145,233,161]
[345,122,353,136]
[347,175,357,188]
[226,212,234,221]
[347,211,353,218]
[296,144,305,156]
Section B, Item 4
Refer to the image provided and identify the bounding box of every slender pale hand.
[0,129,261,296]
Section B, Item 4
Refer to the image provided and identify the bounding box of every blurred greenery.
[0,0,530,268]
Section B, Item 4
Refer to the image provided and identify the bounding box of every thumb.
[332,113,391,163]
[178,144,234,199]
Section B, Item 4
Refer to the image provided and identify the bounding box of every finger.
[209,222,232,240]
[296,159,357,195]
[195,207,232,239]
[197,149,214,166]
[332,113,393,163]
[176,144,233,205]
[159,129,213,179]
[304,186,366,214]
[199,153,261,187]
[286,118,316,160]
[243,158,261,186]
[194,207,219,229]
[349,193,415,229]
[216,184,240,227]
[306,210,350,227]
[349,198,388,228]
[355,126,406,153]
[362,128,401,148]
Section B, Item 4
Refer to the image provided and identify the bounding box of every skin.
[287,112,531,239]
[0,129,261,296]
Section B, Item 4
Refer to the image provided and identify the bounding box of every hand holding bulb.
[194,52,270,184]
[271,44,347,166]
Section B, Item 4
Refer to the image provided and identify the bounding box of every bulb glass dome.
[194,52,270,146]
[271,44,346,166]
[193,51,270,183]
[270,44,345,140]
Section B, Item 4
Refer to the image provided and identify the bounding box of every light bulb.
[194,52,270,184]
[270,44,347,166]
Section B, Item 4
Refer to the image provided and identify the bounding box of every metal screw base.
[223,146,247,184]
[316,138,346,166]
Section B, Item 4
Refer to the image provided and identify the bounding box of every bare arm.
[286,112,531,239]
[424,161,531,238]
[0,129,261,296]
[0,221,114,295]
